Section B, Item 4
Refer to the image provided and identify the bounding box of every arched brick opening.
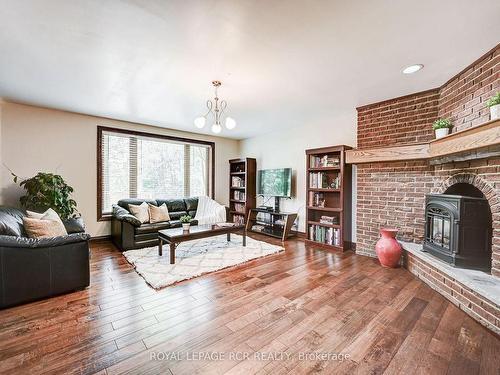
[432,172,499,275]
[433,173,499,211]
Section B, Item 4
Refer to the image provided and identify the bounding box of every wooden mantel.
[346,119,500,164]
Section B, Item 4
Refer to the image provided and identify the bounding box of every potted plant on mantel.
[486,92,500,121]
[432,118,453,139]
[180,215,192,231]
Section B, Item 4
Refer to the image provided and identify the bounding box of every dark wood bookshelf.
[228,158,256,225]
[305,145,352,251]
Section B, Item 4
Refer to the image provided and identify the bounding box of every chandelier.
[194,80,236,134]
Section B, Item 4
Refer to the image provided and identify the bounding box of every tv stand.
[246,208,297,242]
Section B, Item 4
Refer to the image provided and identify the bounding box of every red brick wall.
[356,158,500,277]
[357,89,439,149]
[355,44,500,277]
[439,46,499,132]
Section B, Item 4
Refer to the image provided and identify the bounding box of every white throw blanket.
[194,196,227,225]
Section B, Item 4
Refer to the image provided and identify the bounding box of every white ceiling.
[0,0,499,140]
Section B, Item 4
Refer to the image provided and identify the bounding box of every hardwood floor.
[0,235,498,374]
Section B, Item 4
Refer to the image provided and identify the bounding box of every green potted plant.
[486,92,500,121]
[432,118,453,139]
[180,215,192,231]
[12,172,78,220]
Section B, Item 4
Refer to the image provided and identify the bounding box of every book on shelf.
[319,215,339,225]
[309,224,340,246]
[231,176,245,188]
[234,203,246,213]
[233,190,246,201]
[309,172,341,189]
[309,155,340,168]
[308,192,326,207]
[232,214,245,225]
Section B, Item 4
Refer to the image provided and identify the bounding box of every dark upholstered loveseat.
[0,206,90,309]
[111,197,201,251]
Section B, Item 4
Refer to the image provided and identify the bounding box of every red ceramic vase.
[375,228,402,268]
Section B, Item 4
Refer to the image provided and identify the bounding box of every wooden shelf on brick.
[305,145,352,251]
[228,158,256,225]
[345,118,500,164]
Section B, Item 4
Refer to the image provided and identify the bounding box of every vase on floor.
[182,223,190,231]
[375,228,402,268]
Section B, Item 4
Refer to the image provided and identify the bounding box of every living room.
[0,1,499,374]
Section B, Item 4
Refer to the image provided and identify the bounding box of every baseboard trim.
[294,230,307,239]
[90,235,111,242]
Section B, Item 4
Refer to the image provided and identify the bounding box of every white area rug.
[122,234,284,289]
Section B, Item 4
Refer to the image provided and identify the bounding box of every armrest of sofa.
[0,233,91,248]
[112,205,141,227]
[63,217,86,234]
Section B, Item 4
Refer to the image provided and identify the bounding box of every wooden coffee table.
[158,224,246,264]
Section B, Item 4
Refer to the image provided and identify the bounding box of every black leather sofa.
[0,206,91,309]
[111,197,201,251]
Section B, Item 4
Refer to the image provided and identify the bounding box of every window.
[98,126,214,219]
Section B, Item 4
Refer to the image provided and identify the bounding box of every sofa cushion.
[135,222,170,235]
[0,207,26,237]
[184,197,198,212]
[168,211,188,220]
[26,208,67,235]
[22,217,68,239]
[169,219,198,228]
[188,210,197,218]
[117,199,157,212]
[148,203,170,223]
[156,199,186,213]
[168,220,181,228]
[129,202,150,224]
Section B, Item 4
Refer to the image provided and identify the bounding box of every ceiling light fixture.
[402,64,424,74]
[194,81,236,133]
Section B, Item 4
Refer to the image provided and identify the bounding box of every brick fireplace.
[354,44,500,333]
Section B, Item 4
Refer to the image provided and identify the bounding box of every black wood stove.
[423,194,491,270]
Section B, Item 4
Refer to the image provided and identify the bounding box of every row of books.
[232,214,245,225]
[309,155,340,168]
[308,192,326,207]
[231,176,245,188]
[309,172,328,188]
[233,203,245,213]
[319,215,339,225]
[309,225,341,246]
[309,172,340,189]
[233,191,246,200]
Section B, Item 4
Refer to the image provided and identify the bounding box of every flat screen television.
[257,168,292,197]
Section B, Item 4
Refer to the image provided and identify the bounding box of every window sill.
[98,214,112,222]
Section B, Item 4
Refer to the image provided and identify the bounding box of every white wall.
[0,102,239,236]
[239,110,357,235]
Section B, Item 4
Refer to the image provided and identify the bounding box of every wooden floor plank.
[0,235,497,375]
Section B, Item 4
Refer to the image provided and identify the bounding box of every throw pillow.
[129,202,150,223]
[26,210,44,219]
[26,208,68,236]
[148,203,170,223]
[23,217,67,238]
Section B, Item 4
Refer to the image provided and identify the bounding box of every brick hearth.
[354,44,499,332]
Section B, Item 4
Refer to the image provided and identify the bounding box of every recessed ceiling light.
[402,64,424,74]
